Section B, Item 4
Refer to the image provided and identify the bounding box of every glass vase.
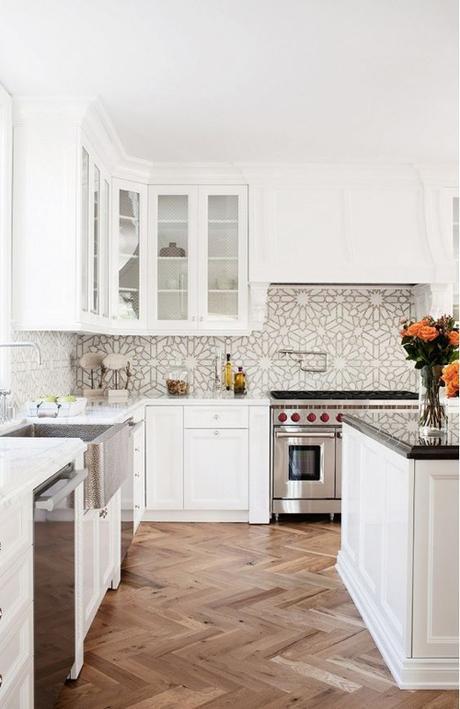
[418,364,448,436]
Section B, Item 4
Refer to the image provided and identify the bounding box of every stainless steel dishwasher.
[33,465,88,709]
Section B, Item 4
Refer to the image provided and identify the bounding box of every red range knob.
[278,412,288,422]
[307,413,317,422]
[320,413,330,422]
[291,412,301,422]
[336,413,344,422]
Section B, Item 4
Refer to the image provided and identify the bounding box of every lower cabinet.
[80,490,121,636]
[184,428,248,510]
[145,404,270,522]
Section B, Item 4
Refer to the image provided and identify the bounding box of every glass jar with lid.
[166,362,190,396]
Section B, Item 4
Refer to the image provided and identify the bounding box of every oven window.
[288,445,321,482]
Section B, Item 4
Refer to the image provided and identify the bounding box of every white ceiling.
[0,0,457,164]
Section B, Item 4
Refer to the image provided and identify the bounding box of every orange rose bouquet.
[400,315,458,370]
[400,314,458,433]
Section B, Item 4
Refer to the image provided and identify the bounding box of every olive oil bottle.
[224,353,233,391]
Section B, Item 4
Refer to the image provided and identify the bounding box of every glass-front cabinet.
[199,186,247,329]
[80,146,110,326]
[149,185,248,332]
[112,179,147,328]
[151,187,197,330]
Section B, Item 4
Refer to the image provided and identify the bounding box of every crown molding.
[11,97,458,189]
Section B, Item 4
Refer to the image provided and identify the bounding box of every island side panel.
[412,459,459,659]
[338,424,414,667]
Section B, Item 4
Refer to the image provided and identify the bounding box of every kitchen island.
[337,411,459,690]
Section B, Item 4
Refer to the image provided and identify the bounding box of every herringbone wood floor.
[57,519,459,708]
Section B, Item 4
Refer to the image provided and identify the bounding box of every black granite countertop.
[343,410,459,460]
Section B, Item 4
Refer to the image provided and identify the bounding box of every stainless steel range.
[270,390,418,520]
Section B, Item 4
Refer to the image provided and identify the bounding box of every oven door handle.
[274,431,336,439]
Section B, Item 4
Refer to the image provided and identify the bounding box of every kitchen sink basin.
[2,422,130,509]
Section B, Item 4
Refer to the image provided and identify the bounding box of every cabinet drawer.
[0,498,33,575]
[0,548,33,641]
[0,605,33,702]
[183,406,248,429]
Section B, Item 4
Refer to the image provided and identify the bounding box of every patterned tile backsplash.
[76,286,418,397]
[11,331,77,409]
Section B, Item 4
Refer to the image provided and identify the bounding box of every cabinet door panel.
[151,187,198,329]
[412,462,459,658]
[198,186,248,330]
[112,179,147,328]
[81,510,100,634]
[184,429,248,510]
[146,407,184,509]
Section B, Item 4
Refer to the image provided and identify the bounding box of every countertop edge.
[342,415,459,460]
[0,438,88,509]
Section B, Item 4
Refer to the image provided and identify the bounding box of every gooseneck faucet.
[0,341,42,366]
[0,342,42,423]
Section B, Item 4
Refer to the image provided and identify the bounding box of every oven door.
[273,427,336,499]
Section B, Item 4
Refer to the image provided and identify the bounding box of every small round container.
[166,363,189,396]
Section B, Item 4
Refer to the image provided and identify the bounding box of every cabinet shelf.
[158,289,187,294]
[208,219,238,224]
[208,289,238,294]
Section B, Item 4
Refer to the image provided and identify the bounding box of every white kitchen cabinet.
[145,402,269,522]
[184,428,248,510]
[80,491,120,636]
[146,406,184,509]
[112,179,148,329]
[12,102,113,332]
[149,186,248,333]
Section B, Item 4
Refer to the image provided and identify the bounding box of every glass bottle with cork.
[233,366,247,395]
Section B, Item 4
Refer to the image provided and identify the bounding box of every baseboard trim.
[336,553,459,690]
[143,509,249,523]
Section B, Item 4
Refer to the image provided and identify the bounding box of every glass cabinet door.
[91,164,100,314]
[199,187,248,328]
[81,148,89,313]
[117,187,141,321]
[151,187,197,328]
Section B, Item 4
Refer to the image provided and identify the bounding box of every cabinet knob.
[192,315,196,322]
[213,414,219,420]
[134,447,141,452]
[135,504,140,510]
[134,472,140,478]
[199,316,204,322]
[213,430,219,436]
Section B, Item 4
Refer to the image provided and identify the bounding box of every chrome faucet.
[0,342,42,423]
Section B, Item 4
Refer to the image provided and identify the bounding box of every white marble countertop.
[22,392,271,425]
[0,437,87,509]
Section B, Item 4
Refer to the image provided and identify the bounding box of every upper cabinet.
[148,185,248,333]
[12,102,113,333]
[11,101,457,335]
[112,180,148,329]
